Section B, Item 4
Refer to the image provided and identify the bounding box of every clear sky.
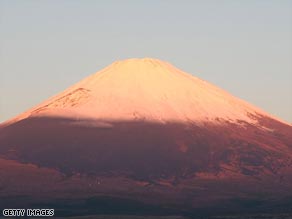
[0,0,291,123]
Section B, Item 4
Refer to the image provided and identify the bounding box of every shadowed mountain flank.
[0,116,291,179]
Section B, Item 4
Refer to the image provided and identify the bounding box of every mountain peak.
[2,58,288,126]
[114,58,165,65]
[107,58,170,74]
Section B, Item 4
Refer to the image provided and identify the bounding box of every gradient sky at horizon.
[0,0,292,123]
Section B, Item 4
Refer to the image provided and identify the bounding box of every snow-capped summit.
[4,58,288,127]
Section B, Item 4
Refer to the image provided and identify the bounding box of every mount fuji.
[0,58,291,217]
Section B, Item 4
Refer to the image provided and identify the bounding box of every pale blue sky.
[0,0,292,122]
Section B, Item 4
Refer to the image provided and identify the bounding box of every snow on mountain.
[3,58,289,127]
